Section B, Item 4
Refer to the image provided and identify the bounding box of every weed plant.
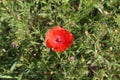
[0,0,120,80]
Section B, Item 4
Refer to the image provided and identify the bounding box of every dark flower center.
[55,37,61,43]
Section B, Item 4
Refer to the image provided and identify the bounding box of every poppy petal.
[45,26,74,52]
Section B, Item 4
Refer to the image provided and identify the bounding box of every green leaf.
[62,0,69,4]
[0,75,17,79]
[17,73,24,80]
[10,61,17,72]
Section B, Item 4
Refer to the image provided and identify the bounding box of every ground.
[0,0,120,80]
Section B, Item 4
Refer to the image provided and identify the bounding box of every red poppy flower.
[45,26,74,52]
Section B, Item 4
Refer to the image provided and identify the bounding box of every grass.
[0,0,120,80]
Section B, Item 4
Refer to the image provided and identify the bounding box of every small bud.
[81,58,85,62]
[0,0,2,3]
[33,53,37,57]
[115,30,118,33]
[17,15,21,20]
[29,48,33,52]
[101,0,104,2]
[71,21,75,26]
[11,42,16,47]
[70,56,75,61]
[102,21,107,26]
[50,71,53,75]
[84,31,89,36]
[109,47,113,52]
[103,10,109,15]
[6,6,10,12]
[101,44,105,47]
[2,49,6,52]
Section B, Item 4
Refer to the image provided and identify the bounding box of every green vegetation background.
[0,0,120,80]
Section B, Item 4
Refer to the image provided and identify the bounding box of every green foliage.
[0,0,120,80]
